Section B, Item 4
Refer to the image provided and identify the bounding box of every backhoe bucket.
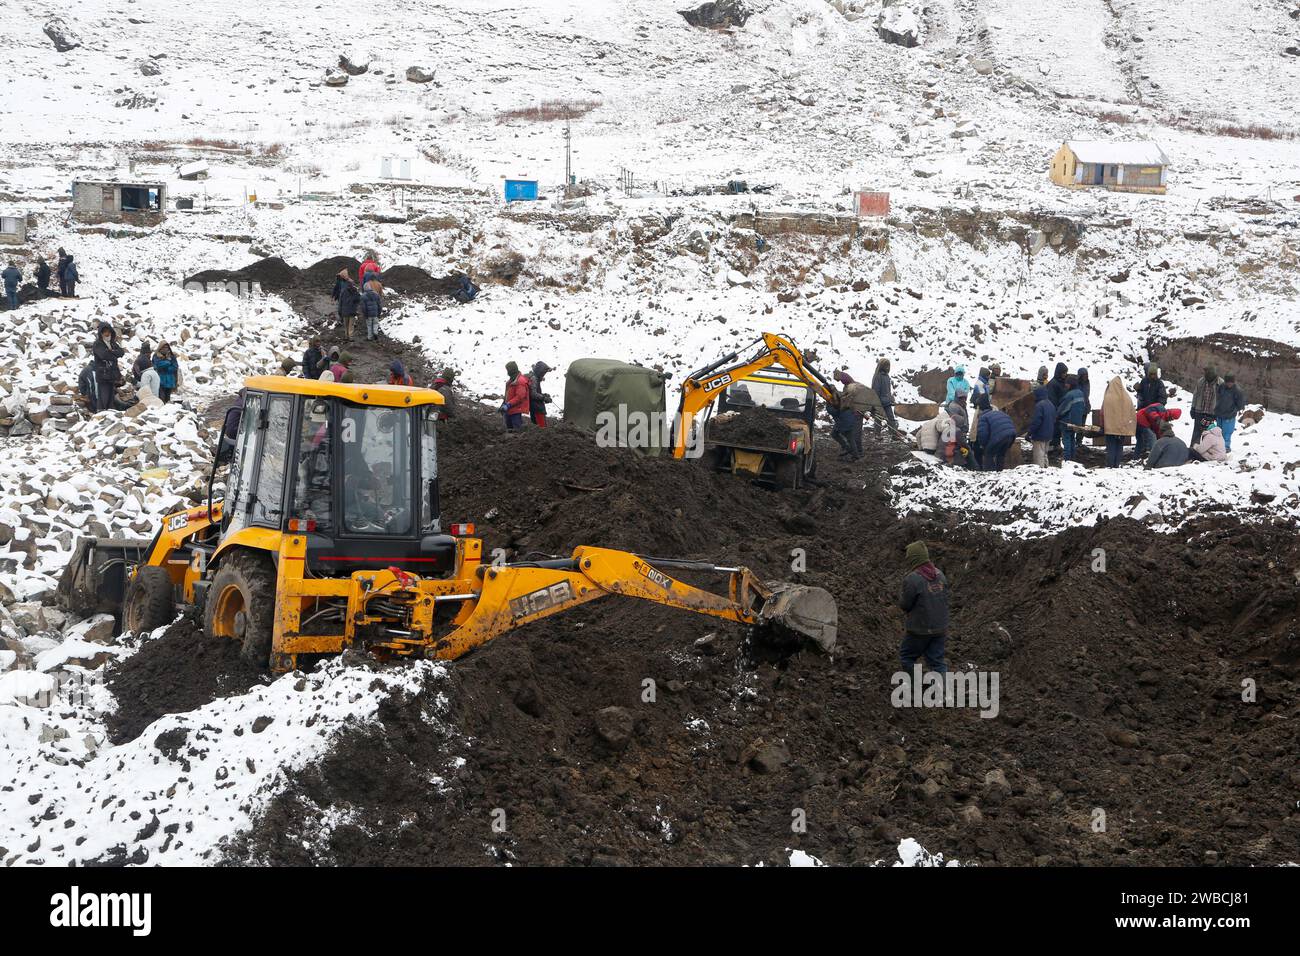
[756,584,837,653]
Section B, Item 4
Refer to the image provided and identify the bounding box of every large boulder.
[338,55,369,76]
[679,1,751,30]
[324,69,349,88]
[876,3,920,48]
[44,18,81,53]
[406,66,436,83]
[913,367,956,403]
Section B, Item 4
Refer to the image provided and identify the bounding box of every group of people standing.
[502,360,553,430]
[910,358,1249,472]
[78,323,184,413]
[1,248,78,310]
[331,255,385,341]
[1134,363,1247,469]
[917,363,1027,471]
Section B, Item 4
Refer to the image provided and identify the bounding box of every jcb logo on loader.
[702,373,733,393]
[634,561,673,590]
[510,581,574,619]
[165,513,188,533]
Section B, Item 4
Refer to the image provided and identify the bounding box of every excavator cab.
[67,376,837,674]
[215,383,453,578]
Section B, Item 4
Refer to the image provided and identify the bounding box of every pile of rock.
[0,402,215,599]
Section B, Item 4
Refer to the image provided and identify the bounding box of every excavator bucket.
[754,583,838,654]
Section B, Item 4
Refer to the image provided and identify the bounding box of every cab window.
[420,407,439,532]
[724,378,811,415]
[292,397,334,533]
[251,395,293,527]
[225,392,262,533]
[340,403,413,536]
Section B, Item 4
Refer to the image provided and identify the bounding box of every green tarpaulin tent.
[564,359,668,456]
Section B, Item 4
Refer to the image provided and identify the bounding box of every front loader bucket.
[56,536,153,620]
[755,583,837,654]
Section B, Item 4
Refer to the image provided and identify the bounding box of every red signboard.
[854,190,890,217]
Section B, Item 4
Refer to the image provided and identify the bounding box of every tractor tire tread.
[124,565,175,635]
[204,550,278,669]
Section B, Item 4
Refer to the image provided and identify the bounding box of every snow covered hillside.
[1,0,1299,866]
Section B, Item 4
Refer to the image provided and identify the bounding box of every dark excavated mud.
[104,615,267,744]
[212,399,1300,866]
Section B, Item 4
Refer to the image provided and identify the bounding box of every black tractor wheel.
[204,552,278,668]
[773,456,800,489]
[123,565,176,635]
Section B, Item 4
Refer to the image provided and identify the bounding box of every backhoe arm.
[672,332,840,458]
[426,546,834,660]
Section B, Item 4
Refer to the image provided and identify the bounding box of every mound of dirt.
[218,394,1300,866]
[706,407,796,449]
[299,256,362,289]
[381,264,466,297]
[105,616,267,744]
[184,255,468,300]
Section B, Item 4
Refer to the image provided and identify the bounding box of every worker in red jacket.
[387,360,413,387]
[358,256,380,288]
[501,360,530,430]
[1135,403,1181,459]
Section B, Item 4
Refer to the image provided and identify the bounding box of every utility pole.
[563,107,572,198]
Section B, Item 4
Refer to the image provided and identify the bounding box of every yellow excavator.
[58,376,836,672]
[671,332,844,488]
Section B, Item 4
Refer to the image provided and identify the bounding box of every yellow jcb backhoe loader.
[671,332,848,488]
[58,377,836,672]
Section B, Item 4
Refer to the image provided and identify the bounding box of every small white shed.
[0,211,28,245]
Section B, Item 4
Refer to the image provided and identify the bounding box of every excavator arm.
[426,546,837,660]
[672,332,840,459]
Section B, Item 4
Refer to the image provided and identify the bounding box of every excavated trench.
[1155,333,1300,417]
[101,300,1300,867]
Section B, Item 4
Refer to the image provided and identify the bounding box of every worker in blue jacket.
[944,364,970,403]
[1056,375,1088,462]
[152,342,181,402]
[1026,386,1056,467]
[976,408,1016,471]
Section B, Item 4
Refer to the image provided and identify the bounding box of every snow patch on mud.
[0,649,445,866]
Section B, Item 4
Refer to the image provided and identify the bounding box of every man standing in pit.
[899,541,949,679]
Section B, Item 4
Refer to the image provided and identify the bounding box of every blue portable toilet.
[504,178,539,202]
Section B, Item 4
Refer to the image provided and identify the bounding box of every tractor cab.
[215,376,452,576]
[716,368,816,428]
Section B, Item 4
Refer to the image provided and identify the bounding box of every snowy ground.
[0,623,446,865]
[2,0,1299,865]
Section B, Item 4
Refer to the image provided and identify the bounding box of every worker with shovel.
[871,358,899,438]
